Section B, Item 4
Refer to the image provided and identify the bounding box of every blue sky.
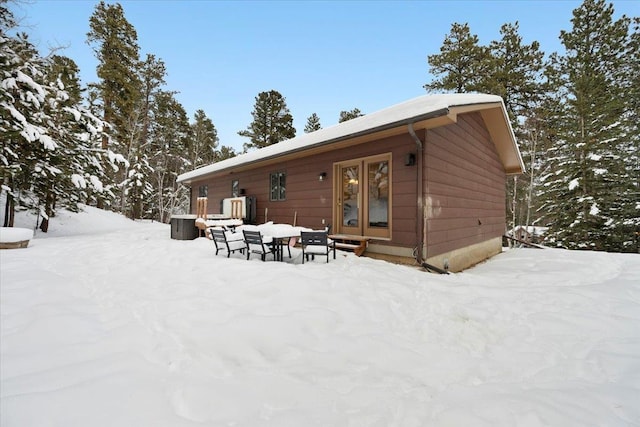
[14,0,639,152]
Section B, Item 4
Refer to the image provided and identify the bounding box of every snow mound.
[8,204,145,239]
[0,227,33,243]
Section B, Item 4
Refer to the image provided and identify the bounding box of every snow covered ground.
[1,206,639,426]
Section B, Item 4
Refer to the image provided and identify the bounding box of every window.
[231,180,239,197]
[270,171,286,201]
[198,185,208,197]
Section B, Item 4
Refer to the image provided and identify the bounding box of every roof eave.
[177,107,450,185]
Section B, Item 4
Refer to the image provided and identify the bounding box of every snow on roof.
[177,93,508,184]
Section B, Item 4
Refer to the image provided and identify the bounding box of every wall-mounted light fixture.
[405,153,416,166]
[319,172,327,182]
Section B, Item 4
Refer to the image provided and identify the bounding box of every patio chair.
[300,231,336,263]
[280,237,293,259]
[210,228,245,258]
[242,230,276,261]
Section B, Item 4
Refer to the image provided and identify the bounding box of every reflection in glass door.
[341,164,361,235]
[366,160,389,232]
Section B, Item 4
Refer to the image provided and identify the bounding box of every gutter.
[178,107,451,185]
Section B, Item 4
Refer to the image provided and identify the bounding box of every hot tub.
[170,215,199,240]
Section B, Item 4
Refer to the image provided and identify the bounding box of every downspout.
[407,123,424,264]
[408,123,448,274]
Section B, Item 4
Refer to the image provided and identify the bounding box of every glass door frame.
[335,159,362,236]
[333,153,392,238]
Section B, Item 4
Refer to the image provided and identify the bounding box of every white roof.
[178,93,513,183]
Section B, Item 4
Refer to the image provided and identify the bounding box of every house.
[510,225,548,244]
[177,93,524,272]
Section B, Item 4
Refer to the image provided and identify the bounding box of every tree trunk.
[39,191,55,232]
[3,194,15,227]
[39,216,49,232]
[525,129,538,231]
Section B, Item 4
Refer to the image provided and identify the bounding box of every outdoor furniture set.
[207,223,337,263]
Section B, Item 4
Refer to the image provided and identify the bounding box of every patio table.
[197,217,243,229]
[206,218,244,228]
[237,223,312,261]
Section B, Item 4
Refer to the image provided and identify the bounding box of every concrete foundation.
[424,237,503,272]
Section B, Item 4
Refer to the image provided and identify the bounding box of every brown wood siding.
[424,112,506,258]
[189,133,419,247]
[389,146,420,248]
[187,113,507,258]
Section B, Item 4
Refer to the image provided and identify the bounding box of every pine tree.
[36,55,110,231]
[481,22,547,234]
[424,22,491,93]
[189,109,218,167]
[538,0,633,251]
[0,2,16,30]
[1,16,123,230]
[87,1,141,150]
[622,18,639,252]
[48,55,82,104]
[147,90,191,222]
[1,30,51,226]
[86,1,142,214]
[338,108,363,123]
[138,54,165,155]
[46,55,124,213]
[483,22,545,123]
[120,54,166,219]
[304,113,322,133]
[238,90,295,152]
[215,145,237,161]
